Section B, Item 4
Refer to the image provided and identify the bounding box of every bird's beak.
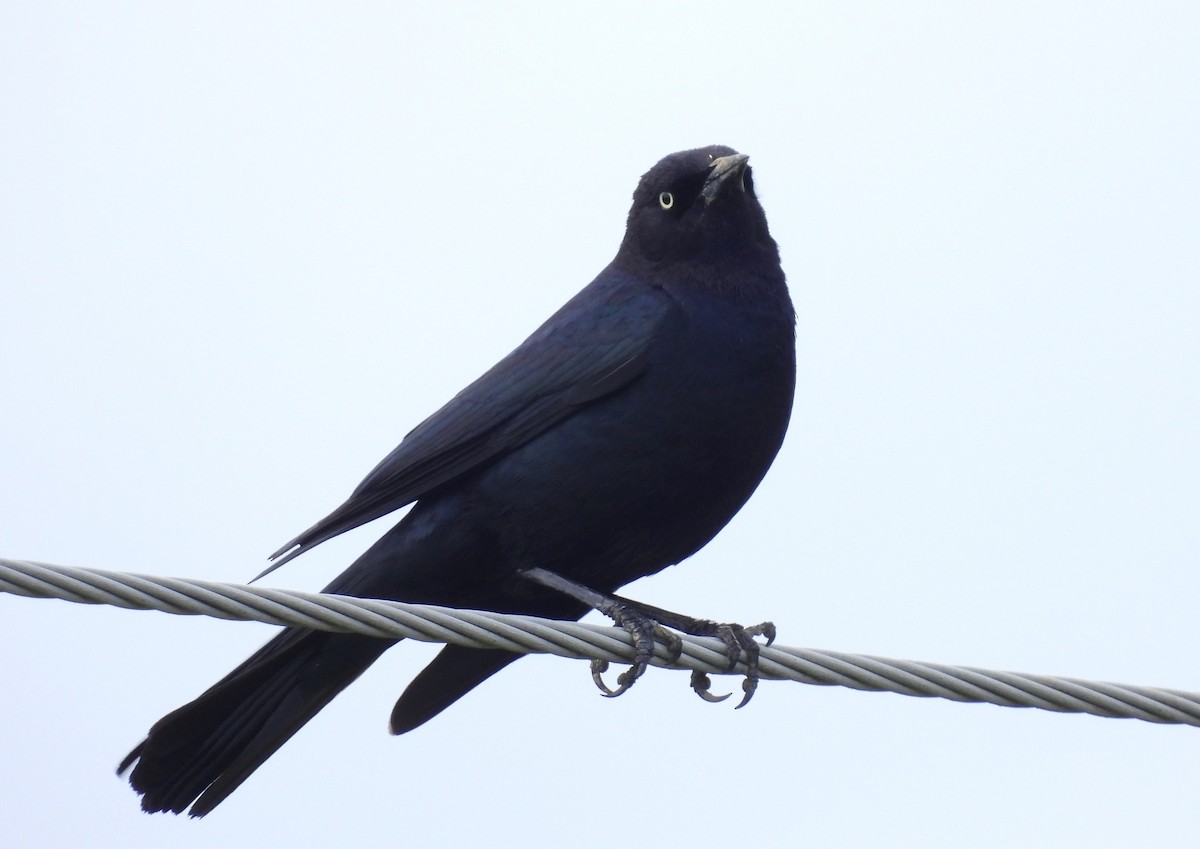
[701,153,750,204]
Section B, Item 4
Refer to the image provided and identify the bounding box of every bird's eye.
[658,191,674,210]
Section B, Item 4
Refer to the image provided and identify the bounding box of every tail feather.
[119,630,394,816]
[119,585,574,814]
[389,645,521,735]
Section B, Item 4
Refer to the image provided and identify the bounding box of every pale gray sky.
[2,3,1198,847]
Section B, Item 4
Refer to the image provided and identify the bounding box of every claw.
[591,659,618,696]
[735,674,758,709]
[691,670,731,703]
[591,659,642,698]
[750,621,777,646]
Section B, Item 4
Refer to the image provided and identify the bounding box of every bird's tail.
[118,629,394,817]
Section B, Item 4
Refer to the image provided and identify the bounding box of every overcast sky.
[2,3,1198,847]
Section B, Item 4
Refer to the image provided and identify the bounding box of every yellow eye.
[658,191,674,210]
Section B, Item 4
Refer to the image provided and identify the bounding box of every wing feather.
[261,273,667,575]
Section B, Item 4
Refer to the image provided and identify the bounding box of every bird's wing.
[262,273,667,574]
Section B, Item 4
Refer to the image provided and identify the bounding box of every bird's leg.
[521,567,682,698]
[521,567,774,707]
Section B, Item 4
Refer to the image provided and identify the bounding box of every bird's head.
[617,145,780,280]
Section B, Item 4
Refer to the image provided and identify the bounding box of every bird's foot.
[519,567,774,706]
[588,600,683,698]
[683,620,776,708]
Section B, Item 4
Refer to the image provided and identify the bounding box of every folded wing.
[263,273,668,574]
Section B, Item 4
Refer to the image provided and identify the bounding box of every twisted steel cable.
[3,556,1197,727]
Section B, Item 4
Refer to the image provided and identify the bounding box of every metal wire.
[3,556,1197,727]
